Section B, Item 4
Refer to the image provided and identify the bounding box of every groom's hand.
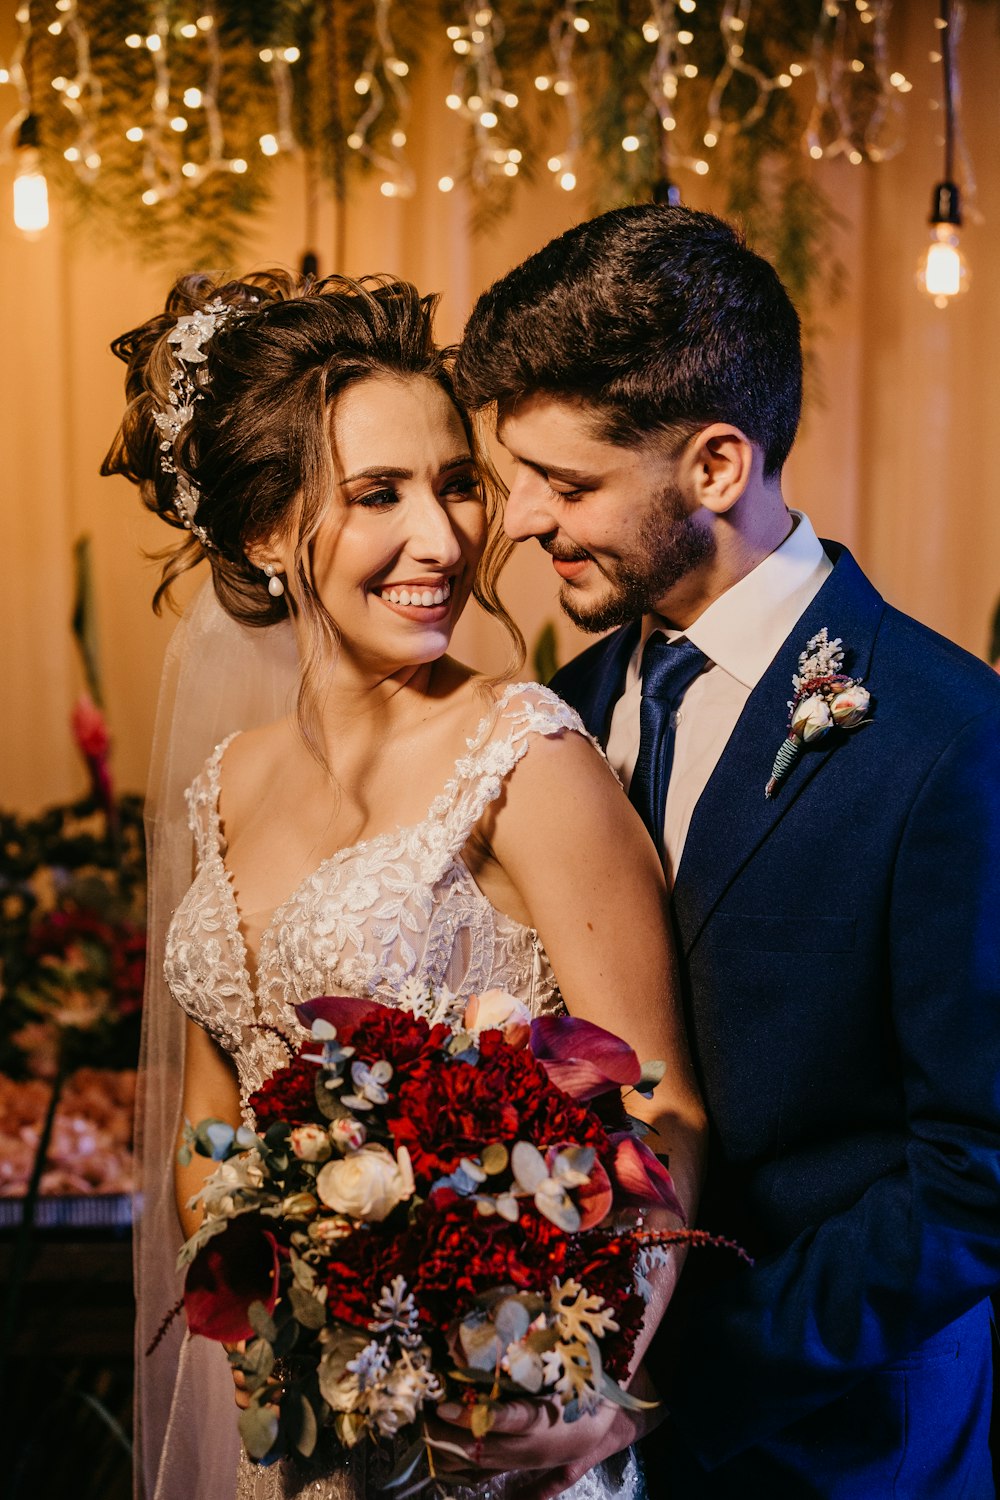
[429,1363,665,1493]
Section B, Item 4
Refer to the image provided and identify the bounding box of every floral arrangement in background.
[176,991,743,1481]
[0,534,146,1201]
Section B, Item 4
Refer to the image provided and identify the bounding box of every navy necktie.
[628,634,707,844]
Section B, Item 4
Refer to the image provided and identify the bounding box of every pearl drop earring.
[263,563,285,598]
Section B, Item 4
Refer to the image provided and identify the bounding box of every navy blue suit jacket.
[551,544,1000,1494]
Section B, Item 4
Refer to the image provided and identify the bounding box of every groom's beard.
[545,482,715,634]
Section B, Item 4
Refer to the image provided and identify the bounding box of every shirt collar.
[640,510,830,691]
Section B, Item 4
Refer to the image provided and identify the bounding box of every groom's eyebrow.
[340,454,474,484]
[514,455,600,485]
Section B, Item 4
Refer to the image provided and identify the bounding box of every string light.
[545,1,589,193]
[346,0,414,198]
[916,0,971,308]
[438,3,521,192]
[3,4,50,236]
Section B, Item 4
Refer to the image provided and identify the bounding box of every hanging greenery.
[0,1,977,320]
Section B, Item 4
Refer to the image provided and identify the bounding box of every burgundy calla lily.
[296,995,384,1033]
[184,1213,281,1343]
[529,1015,641,1100]
[611,1135,686,1222]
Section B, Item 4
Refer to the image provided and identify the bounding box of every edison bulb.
[916,223,970,309]
[13,148,49,235]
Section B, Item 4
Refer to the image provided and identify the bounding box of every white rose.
[790,693,833,743]
[463,989,532,1035]
[829,685,870,728]
[290,1124,333,1163]
[308,1215,354,1248]
[195,1152,264,1219]
[331,1117,367,1153]
[315,1145,415,1222]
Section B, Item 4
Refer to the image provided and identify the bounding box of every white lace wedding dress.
[164,683,646,1500]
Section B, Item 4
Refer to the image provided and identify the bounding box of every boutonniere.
[765,628,871,798]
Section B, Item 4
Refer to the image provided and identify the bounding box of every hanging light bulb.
[916,0,970,309]
[12,114,49,236]
[916,181,969,308]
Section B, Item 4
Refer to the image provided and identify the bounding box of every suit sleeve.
[669,704,1000,1468]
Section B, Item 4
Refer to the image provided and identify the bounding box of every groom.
[455,206,1000,1497]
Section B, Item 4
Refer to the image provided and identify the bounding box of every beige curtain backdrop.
[2,1,998,815]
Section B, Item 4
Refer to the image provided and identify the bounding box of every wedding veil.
[135,578,298,1500]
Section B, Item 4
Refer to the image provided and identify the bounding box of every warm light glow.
[259,134,279,156]
[13,150,49,235]
[445,93,462,110]
[642,22,659,42]
[142,188,159,205]
[64,146,80,162]
[170,116,188,132]
[146,34,161,51]
[809,144,824,160]
[230,157,248,173]
[283,47,300,63]
[504,92,519,107]
[184,88,202,108]
[182,161,198,177]
[683,63,699,78]
[391,129,407,147]
[534,75,551,90]
[704,130,718,147]
[380,180,397,197]
[694,159,710,175]
[622,135,640,152]
[559,170,576,190]
[916,224,970,308]
[347,132,363,149]
[678,29,694,44]
[438,175,455,192]
[789,62,804,76]
[480,110,498,128]
[573,16,590,31]
[547,155,562,171]
[503,161,518,176]
[126,127,144,142]
[553,79,572,95]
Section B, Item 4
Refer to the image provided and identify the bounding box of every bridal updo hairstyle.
[455,204,803,479]
[103,270,521,706]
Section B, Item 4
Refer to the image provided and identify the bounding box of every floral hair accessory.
[152,297,254,548]
[765,628,871,798]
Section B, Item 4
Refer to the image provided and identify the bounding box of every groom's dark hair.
[454,204,802,478]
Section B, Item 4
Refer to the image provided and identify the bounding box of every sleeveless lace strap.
[428,682,598,857]
[184,731,241,867]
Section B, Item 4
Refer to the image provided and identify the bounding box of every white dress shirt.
[605,511,832,883]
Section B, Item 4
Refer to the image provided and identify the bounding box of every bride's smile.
[302,372,487,675]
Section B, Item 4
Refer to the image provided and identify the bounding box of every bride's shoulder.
[195,718,297,820]
[472,678,591,743]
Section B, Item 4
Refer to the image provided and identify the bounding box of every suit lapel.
[671,546,885,957]
[565,622,640,744]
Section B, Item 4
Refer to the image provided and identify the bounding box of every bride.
[103,271,705,1500]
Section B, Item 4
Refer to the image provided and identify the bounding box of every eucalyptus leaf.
[238,1401,279,1461]
[273,1318,300,1359]
[505,1343,544,1393]
[248,1301,278,1342]
[469,1403,495,1439]
[494,1297,531,1347]
[459,1317,502,1372]
[246,1338,275,1380]
[290,1280,328,1329]
[511,1141,547,1193]
[384,1437,427,1489]
[598,1371,661,1412]
[295,1395,319,1458]
[481,1142,509,1175]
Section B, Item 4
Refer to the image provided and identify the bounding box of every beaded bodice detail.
[164,684,587,1116]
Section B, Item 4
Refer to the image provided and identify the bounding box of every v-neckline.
[205,685,523,994]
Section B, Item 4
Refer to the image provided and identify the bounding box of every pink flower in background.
[70,693,110,760]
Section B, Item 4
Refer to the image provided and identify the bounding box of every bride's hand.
[428,1364,665,1493]
[222,1340,251,1409]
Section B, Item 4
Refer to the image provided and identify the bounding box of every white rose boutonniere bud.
[290,1124,333,1162]
[829,684,870,728]
[316,1144,416,1222]
[790,693,833,743]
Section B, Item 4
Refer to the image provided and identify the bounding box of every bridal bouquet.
[176,990,729,1483]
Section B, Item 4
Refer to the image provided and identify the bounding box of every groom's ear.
[679,423,756,515]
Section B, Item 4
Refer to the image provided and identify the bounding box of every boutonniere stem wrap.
[765,628,871,798]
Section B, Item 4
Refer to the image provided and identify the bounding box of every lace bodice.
[166,683,586,1116]
[163,681,647,1500]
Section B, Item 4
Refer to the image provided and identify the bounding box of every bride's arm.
[435,727,706,1483]
[478,725,705,1220]
[175,1016,243,1242]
